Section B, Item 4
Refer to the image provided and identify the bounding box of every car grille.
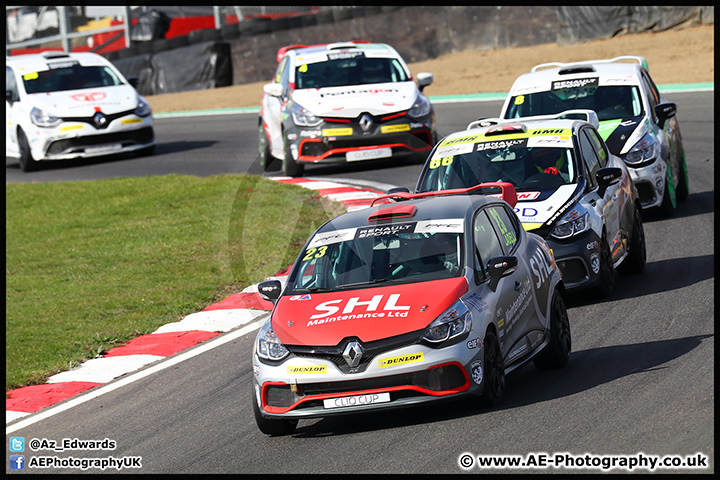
[46,127,154,156]
[265,363,468,409]
[61,109,138,128]
[287,330,422,374]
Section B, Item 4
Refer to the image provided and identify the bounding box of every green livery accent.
[596,119,622,142]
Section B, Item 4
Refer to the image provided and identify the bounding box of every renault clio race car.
[6,51,155,172]
[499,56,688,215]
[252,183,571,435]
[414,110,646,296]
[258,40,436,177]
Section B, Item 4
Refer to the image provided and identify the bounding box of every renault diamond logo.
[343,341,364,368]
[359,113,373,132]
[93,112,108,129]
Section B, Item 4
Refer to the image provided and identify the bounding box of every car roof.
[315,187,515,234]
[276,41,399,63]
[6,51,112,71]
[450,112,595,143]
[508,56,647,93]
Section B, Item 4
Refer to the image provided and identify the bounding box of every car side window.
[6,67,19,102]
[584,127,608,168]
[578,130,600,189]
[640,71,659,123]
[473,209,505,280]
[487,205,520,255]
[275,57,290,96]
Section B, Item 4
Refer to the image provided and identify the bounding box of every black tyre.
[17,129,38,172]
[479,330,505,407]
[659,174,676,217]
[258,123,278,171]
[619,206,646,275]
[596,231,615,298]
[251,384,298,436]
[282,135,304,177]
[676,152,689,202]
[534,290,571,370]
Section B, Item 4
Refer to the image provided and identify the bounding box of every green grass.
[5,174,344,391]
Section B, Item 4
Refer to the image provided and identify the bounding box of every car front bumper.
[285,113,435,164]
[29,115,155,161]
[542,229,604,291]
[252,339,483,420]
[627,158,667,210]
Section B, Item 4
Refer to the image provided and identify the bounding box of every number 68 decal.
[429,156,454,169]
[302,245,328,261]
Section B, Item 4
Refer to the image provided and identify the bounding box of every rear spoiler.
[468,109,599,130]
[531,55,648,72]
[276,40,371,63]
[370,182,518,208]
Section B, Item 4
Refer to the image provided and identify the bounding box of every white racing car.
[252,182,570,435]
[6,51,155,171]
[259,40,436,177]
[499,56,688,215]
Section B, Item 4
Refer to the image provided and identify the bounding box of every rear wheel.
[251,384,298,436]
[17,129,38,172]
[479,330,505,407]
[534,290,571,370]
[619,206,646,275]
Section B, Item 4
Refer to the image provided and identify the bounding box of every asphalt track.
[5,88,714,474]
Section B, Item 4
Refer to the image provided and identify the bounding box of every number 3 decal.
[302,245,328,261]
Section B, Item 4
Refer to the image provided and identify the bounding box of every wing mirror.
[257,280,282,304]
[596,167,622,197]
[416,72,433,92]
[655,102,677,129]
[486,256,518,292]
[263,83,284,97]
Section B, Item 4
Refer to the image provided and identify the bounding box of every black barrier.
[112,41,232,96]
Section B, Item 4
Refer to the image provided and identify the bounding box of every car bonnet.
[271,277,468,346]
[514,184,581,231]
[291,81,420,118]
[27,84,140,117]
[597,116,649,156]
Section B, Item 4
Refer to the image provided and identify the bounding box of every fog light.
[655,177,664,191]
[291,144,299,160]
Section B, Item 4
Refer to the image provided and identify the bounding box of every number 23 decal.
[302,245,328,261]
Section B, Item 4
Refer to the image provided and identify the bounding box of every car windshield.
[295,54,409,89]
[417,141,577,193]
[505,85,644,121]
[22,64,124,94]
[289,224,464,293]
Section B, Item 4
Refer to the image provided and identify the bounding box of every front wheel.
[596,232,615,298]
[479,330,505,407]
[619,206,646,275]
[282,136,304,177]
[251,384,298,436]
[659,174,677,217]
[534,290,571,370]
[17,129,38,172]
[676,151,689,202]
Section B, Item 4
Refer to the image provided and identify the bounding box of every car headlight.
[621,133,660,166]
[135,98,152,117]
[255,320,290,361]
[30,107,61,127]
[550,206,590,240]
[422,300,471,344]
[291,102,322,127]
[408,94,431,118]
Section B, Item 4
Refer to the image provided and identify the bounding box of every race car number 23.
[302,245,328,261]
